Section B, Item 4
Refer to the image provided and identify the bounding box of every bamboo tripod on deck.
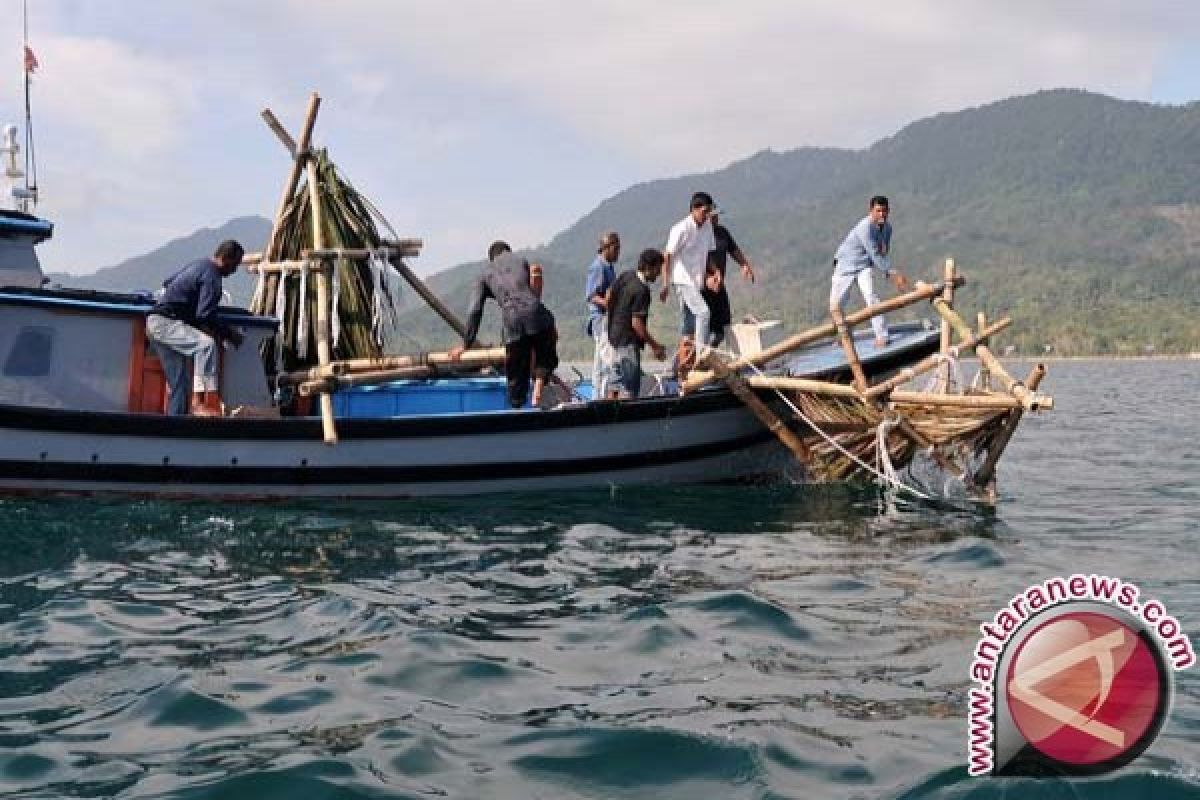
[247,93,495,444]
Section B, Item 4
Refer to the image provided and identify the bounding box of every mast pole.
[22,0,37,207]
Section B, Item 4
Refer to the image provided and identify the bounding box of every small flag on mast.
[24,45,38,74]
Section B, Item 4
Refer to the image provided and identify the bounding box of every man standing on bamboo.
[146,240,245,417]
[584,231,620,396]
[661,192,717,372]
[831,195,910,348]
[450,241,558,408]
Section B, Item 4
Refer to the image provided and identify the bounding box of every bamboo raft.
[243,92,1052,503]
[684,259,1053,503]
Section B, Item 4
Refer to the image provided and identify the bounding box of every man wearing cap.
[583,231,620,397]
[831,195,910,348]
[703,210,757,347]
[661,192,717,367]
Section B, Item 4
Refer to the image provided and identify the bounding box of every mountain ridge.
[52,89,1200,356]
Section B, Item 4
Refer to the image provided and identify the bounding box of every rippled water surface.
[0,360,1197,798]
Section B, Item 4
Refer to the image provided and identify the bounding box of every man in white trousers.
[831,195,910,348]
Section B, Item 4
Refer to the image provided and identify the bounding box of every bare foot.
[192,407,222,418]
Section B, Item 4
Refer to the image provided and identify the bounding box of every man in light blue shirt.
[831,195,910,348]
[584,231,620,395]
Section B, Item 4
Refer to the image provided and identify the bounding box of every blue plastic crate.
[329,378,514,418]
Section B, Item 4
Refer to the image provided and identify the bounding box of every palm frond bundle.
[251,149,403,373]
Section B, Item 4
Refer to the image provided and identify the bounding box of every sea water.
[0,360,1196,798]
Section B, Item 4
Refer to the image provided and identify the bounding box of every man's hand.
[741,262,756,283]
[890,270,911,292]
[651,343,667,361]
[448,344,466,361]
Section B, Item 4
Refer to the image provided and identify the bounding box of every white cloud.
[3,1,1198,276]
[276,0,1194,169]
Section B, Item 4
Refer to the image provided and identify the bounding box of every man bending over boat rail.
[146,240,245,417]
[450,241,559,409]
[605,248,668,399]
[831,195,910,348]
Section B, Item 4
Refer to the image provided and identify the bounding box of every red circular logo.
[1005,611,1167,769]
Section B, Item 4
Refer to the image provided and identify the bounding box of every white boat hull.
[0,392,795,498]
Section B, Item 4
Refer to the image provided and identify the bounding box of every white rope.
[737,355,932,499]
[296,259,310,360]
[875,416,903,489]
[272,272,288,372]
[370,253,387,348]
[922,350,964,393]
[331,262,342,350]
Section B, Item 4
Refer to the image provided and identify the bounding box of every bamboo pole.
[889,392,1023,410]
[709,354,814,464]
[932,299,1044,411]
[684,277,964,392]
[298,365,439,396]
[305,244,423,259]
[976,311,992,390]
[303,245,466,338]
[306,154,338,445]
[974,363,1047,498]
[937,258,956,391]
[830,308,869,393]
[275,346,506,386]
[864,317,1012,399]
[261,108,298,158]
[253,93,321,316]
[247,259,329,275]
[744,376,862,398]
[743,377,1028,409]
[388,254,469,340]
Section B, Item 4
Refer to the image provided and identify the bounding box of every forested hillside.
[68,90,1200,357]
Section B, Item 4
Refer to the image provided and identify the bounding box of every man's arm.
[658,254,672,302]
[631,315,666,360]
[584,263,608,311]
[865,224,910,290]
[726,229,756,282]
[856,223,892,275]
[450,277,489,359]
[660,221,686,302]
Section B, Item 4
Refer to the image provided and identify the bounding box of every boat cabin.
[0,210,277,414]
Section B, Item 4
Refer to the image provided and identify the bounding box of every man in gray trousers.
[146,239,245,416]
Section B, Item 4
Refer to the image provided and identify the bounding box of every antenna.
[21,0,38,208]
[1,123,34,213]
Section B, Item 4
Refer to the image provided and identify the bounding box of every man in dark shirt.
[449,240,559,408]
[702,212,757,347]
[605,249,667,399]
[146,239,245,416]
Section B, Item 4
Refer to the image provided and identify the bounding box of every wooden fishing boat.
[0,94,1053,502]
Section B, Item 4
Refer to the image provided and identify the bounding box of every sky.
[1,1,1198,277]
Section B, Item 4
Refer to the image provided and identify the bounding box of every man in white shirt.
[661,192,717,367]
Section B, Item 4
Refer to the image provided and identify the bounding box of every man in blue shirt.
[831,195,910,348]
[146,240,245,416]
[583,231,619,396]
